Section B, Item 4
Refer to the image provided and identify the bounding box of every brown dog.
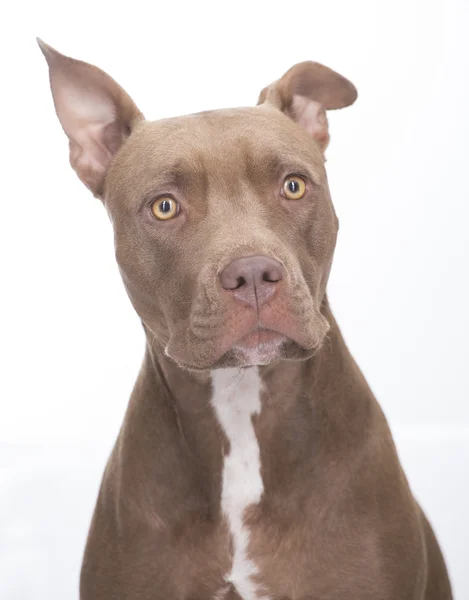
[38,39,452,600]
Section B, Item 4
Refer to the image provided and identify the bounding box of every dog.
[38,39,453,600]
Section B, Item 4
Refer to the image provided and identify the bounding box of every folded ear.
[37,39,143,197]
[257,61,357,152]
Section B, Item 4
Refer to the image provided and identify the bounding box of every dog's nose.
[219,255,285,307]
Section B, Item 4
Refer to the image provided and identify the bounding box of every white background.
[1,0,468,598]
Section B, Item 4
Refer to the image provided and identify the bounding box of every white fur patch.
[211,367,269,600]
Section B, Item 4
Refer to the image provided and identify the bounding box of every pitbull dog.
[38,39,452,600]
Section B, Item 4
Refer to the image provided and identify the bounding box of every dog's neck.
[153,303,367,443]
[119,301,374,522]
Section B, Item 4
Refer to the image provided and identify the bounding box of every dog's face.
[108,108,336,370]
[39,41,357,370]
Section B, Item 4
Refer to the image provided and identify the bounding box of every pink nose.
[219,255,285,307]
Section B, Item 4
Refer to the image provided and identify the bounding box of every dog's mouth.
[213,332,318,370]
[165,317,327,371]
[235,327,287,350]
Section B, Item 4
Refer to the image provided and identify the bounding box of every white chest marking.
[211,367,269,600]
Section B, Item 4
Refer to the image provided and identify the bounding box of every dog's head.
[39,40,357,370]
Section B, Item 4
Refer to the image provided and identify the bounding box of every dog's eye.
[151,196,179,221]
[282,176,306,200]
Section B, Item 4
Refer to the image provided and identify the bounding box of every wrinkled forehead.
[105,105,325,204]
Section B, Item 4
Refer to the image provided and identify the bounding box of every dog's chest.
[210,367,269,600]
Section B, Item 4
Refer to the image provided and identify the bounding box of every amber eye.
[282,176,306,200]
[151,196,179,220]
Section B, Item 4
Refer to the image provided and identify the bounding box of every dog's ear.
[257,61,357,152]
[37,39,143,198]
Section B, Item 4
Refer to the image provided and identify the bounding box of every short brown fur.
[38,40,452,599]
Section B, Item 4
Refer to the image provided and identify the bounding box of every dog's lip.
[166,327,292,371]
[233,327,287,350]
[167,332,312,371]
